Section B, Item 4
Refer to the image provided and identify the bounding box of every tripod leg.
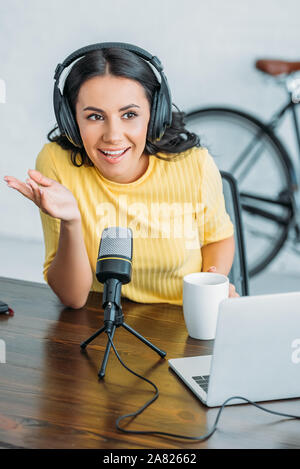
[122,322,166,358]
[80,325,106,349]
[98,324,117,379]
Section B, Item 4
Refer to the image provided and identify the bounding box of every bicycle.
[184,59,300,277]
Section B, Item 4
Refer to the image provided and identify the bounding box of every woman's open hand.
[4,170,81,222]
[206,266,239,298]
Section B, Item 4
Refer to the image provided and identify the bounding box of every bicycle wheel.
[185,107,294,277]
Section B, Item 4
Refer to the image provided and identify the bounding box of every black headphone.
[53,42,173,148]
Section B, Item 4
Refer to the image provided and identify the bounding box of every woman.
[4,43,238,308]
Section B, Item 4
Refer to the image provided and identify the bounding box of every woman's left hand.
[206,266,240,298]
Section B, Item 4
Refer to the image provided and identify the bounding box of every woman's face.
[75,74,151,183]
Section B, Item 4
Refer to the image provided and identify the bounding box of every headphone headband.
[54,42,163,81]
[53,42,172,146]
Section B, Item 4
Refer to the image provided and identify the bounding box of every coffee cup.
[183,272,229,340]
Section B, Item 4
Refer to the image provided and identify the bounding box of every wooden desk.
[0,277,299,449]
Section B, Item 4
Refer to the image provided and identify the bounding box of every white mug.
[183,272,229,340]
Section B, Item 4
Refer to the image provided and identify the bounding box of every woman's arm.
[201,235,239,297]
[4,169,93,309]
[47,217,93,309]
[201,235,235,275]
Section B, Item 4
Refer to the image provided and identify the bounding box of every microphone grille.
[99,227,132,259]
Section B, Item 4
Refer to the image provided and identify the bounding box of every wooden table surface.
[0,276,300,450]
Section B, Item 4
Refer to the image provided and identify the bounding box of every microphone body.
[96,226,132,285]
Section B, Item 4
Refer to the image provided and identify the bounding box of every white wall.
[1,0,300,264]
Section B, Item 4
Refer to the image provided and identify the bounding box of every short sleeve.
[35,144,61,283]
[201,150,234,245]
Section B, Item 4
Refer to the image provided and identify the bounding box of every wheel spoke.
[230,132,265,181]
[234,142,269,184]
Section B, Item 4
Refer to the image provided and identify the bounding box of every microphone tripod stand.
[80,280,166,379]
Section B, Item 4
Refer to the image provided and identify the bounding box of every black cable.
[106,332,300,441]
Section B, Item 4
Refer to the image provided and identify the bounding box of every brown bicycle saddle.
[256,59,300,76]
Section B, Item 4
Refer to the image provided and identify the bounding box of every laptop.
[168,292,300,407]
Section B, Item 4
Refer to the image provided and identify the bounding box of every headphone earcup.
[147,90,159,143]
[154,87,169,141]
[53,84,64,132]
[53,83,82,147]
[148,86,171,143]
[60,96,82,147]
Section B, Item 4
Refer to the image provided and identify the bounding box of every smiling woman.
[4,42,236,308]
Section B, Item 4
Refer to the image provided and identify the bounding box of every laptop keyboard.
[192,375,210,394]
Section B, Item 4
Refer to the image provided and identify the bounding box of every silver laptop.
[168,292,300,407]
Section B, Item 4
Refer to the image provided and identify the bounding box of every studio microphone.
[96,227,133,333]
[81,225,166,378]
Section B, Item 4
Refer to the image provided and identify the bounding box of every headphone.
[53,42,173,148]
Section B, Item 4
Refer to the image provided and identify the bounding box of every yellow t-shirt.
[35,142,233,305]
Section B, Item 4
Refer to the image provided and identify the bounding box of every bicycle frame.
[228,80,300,235]
[232,96,300,187]
[264,85,300,232]
[267,97,300,183]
